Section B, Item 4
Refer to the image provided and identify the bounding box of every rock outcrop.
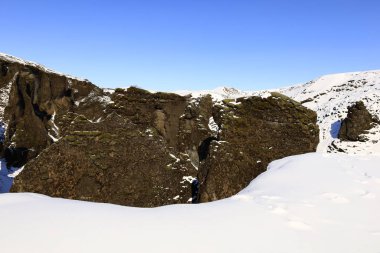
[0,54,99,162]
[0,54,319,207]
[338,101,378,141]
[197,93,319,202]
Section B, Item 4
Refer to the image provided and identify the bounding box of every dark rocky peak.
[338,101,378,141]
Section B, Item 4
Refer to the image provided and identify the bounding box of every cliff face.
[0,54,319,207]
[198,94,319,202]
[0,54,99,164]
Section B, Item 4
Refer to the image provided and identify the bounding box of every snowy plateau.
[1,59,380,253]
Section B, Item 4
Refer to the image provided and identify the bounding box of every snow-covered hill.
[1,153,379,253]
[279,70,380,154]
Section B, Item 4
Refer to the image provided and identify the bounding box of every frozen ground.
[1,153,379,253]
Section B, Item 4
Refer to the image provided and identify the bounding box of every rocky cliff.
[0,53,319,207]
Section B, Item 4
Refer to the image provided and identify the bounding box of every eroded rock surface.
[197,93,319,202]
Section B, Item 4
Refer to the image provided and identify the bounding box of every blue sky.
[1,0,379,91]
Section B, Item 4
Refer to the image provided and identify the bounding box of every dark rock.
[0,55,320,207]
[197,93,319,202]
[338,101,376,141]
[4,147,29,168]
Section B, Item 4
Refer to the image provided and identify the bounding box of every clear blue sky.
[1,0,379,91]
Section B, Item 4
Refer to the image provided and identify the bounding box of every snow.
[80,90,113,106]
[1,153,380,253]
[208,116,219,135]
[169,153,180,163]
[47,112,60,142]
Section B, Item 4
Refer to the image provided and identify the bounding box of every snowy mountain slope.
[278,70,380,154]
[1,153,380,253]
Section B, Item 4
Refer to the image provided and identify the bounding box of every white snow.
[47,112,60,142]
[1,153,380,253]
[181,175,196,183]
[208,116,219,135]
[169,153,180,163]
[80,90,113,106]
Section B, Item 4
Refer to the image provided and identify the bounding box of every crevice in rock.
[64,88,72,97]
[33,104,52,121]
[198,137,217,161]
[1,64,8,77]
[193,136,218,203]
[16,77,26,114]
[25,82,32,98]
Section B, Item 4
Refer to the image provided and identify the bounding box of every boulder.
[338,101,377,141]
[197,93,319,202]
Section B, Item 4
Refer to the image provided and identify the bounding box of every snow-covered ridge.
[0,52,86,82]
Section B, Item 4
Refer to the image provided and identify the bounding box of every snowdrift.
[1,153,379,253]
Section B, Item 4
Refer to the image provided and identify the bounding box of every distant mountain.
[175,86,260,101]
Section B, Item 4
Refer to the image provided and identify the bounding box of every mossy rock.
[126,86,151,95]
[70,130,102,136]
[270,92,300,105]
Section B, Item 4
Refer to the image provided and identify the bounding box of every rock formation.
[0,54,319,207]
[338,101,378,141]
[197,93,319,202]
